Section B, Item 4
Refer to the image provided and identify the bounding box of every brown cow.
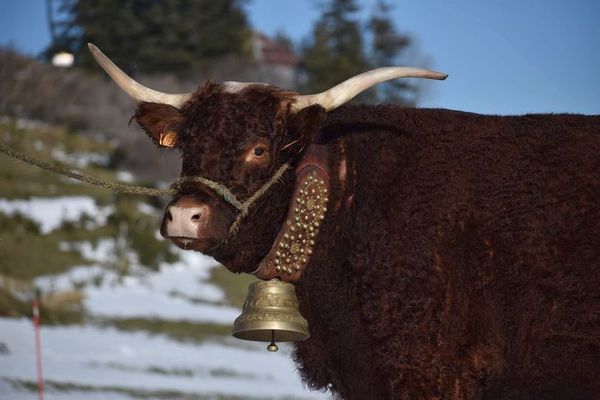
[90,44,600,400]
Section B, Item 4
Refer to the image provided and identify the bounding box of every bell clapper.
[267,330,279,352]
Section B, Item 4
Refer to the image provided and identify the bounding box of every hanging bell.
[232,279,309,352]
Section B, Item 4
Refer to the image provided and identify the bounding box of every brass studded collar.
[253,144,330,283]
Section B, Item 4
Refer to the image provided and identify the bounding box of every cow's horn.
[88,43,265,108]
[291,67,448,112]
[88,43,193,108]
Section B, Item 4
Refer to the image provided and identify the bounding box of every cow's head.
[89,44,446,273]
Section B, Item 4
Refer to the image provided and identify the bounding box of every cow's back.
[294,106,600,399]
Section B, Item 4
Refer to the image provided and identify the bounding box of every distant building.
[251,31,300,90]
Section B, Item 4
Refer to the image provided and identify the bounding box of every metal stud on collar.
[274,170,328,275]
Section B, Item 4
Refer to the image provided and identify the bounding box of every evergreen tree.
[301,0,369,95]
[45,0,251,74]
[301,0,419,104]
[368,0,417,104]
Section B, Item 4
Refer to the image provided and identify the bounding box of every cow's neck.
[253,143,331,282]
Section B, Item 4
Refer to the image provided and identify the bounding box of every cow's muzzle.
[161,196,228,251]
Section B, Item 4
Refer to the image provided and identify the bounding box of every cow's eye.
[253,146,266,157]
[243,143,270,165]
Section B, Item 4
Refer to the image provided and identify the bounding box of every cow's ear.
[282,104,326,155]
[134,102,184,148]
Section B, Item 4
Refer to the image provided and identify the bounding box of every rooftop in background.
[251,31,300,90]
[253,31,298,67]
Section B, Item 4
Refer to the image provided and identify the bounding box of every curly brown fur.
[136,86,599,399]
[294,106,600,399]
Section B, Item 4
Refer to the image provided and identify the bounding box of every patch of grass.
[0,213,91,280]
[0,119,116,201]
[99,362,197,377]
[209,368,255,379]
[0,153,112,200]
[0,196,175,281]
[0,118,128,281]
[107,197,177,270]
[101,318,232,344]
[38,300,84,325]
[209,267,258,308]
[0,287,30,318]
[6,378,287,400]
[1,117,176,278]
[101,363,256,380]
[0,287,84,324]
[147,366,195,377]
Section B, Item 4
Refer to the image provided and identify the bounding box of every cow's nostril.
[191,214,201,221]
[166,211,173,221]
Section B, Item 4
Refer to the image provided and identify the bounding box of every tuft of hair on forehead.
[179,81,296,127]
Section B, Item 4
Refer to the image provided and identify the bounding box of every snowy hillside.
[0,117,328,399]
[0,253,323,399]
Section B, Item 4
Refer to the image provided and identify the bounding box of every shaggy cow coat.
[135,85,599,399]
[292,106,600,399]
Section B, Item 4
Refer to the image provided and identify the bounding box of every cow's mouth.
[168,236,219,252]
[170,236,199,248]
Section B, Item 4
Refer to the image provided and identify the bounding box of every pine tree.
[368,0,417,104]
[301,0,419,104]
[301,0,369,95]
[45,0,251,74]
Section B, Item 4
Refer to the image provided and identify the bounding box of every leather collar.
[253,144,330,282]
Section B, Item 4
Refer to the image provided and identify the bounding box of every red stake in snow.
[32,290,44,400]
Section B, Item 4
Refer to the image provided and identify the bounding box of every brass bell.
[232,279,309,352]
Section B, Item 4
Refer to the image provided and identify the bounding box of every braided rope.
[0,142,290,231]
[228,163,290,236]
[239,163,289,216]
[0,142,176,197]
[170,176,243,211]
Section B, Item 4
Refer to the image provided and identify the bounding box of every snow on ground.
[84,279,238,324]
[37,241,235,323]
[63,241,224,303]
[0,182,327,398]
[83,251,238,324]
[13,117,51,131]
[3,244,327,399]
[35,264,107,293]
[115,171,135,183]
[136,202,157,215]
[0,318,326,399]
[59,239,130,265]
[0,196,113,234]
[40,244,225,304]
[51,147,110,168]
[0,384,139,400]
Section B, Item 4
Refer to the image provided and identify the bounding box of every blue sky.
[1,0,599,115]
